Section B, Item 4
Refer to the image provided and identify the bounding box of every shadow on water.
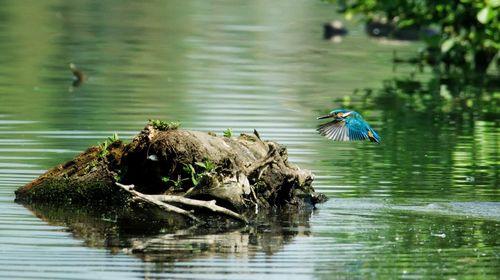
[22,202,314,263]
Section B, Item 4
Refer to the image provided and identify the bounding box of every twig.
[245,143,277,175]
[148,194,247,223]
[249,185,259,204]
[253,129,262,141]
[257,165,268,180]
[116,183,200,223]
[183,185,196,197]
[116,183,247,223]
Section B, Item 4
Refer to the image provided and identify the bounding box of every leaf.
[195,162,206,169]
[397,19,415,28]
[441,38,455,53]
[183,163,196,175]
[108,132,119,142]
[205,161,215,171]
[477,7,493,24]
[344,11,353,21]
[191,176,198,186]
[487,0,500,8]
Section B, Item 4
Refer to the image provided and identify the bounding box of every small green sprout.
[98,140,109,158]
[114,166,128,183]
[108,132,119,142]
[98,132,120,159]
[161,176,185,191]
[223,128,233,138]
[149,120,181,131]
[183,163,198,185]
[182,160,217,186]
[194,160,216,172]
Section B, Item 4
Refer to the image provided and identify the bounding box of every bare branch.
[245,143,277,175]
[116,182,200,223]
[116,183,247,223]
[149,194,247,223]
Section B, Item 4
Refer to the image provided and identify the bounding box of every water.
[0,0,498,279]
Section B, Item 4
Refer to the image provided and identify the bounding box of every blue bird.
[317,109,380,143]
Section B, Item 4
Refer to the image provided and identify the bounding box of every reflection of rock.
[323,20,348,42]
[23,202,314,263]
[122,208,314,262]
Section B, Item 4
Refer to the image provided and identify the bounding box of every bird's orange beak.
[317,113,335,120]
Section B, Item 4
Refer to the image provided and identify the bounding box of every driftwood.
[116,183,247,223]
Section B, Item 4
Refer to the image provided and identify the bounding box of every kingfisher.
[317,109,380,143]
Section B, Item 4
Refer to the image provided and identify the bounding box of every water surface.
[0,0,498,279]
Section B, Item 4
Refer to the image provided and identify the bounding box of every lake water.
[0,0,498,279]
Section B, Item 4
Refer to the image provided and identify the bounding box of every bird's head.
[317,109,352,120]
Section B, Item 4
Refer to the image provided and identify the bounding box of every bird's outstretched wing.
[317,119,350,141]
[317,116,380,142]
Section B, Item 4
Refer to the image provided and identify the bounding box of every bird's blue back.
[344,111,380,141]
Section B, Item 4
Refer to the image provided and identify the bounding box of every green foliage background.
[326,0,500,72]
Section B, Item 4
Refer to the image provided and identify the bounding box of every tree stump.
[15,122,326,223]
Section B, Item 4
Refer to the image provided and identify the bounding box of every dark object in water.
[365,19,438,41]
[69,63,86,87]
[323,20,348,41]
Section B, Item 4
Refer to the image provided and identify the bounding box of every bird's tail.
[368,129,380,143]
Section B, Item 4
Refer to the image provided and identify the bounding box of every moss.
[17,178,127,206]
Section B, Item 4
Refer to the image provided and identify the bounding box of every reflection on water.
[23,202,313,272]
[0,0,498,279]
[312,199,500,279]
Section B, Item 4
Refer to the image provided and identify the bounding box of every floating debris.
[323,20,347,42]
[69,63,86,87]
